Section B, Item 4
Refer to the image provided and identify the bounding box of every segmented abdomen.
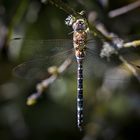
[76,56,84,131]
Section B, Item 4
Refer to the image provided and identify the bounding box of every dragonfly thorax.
[73,31,87,49]
[73,21,87,60]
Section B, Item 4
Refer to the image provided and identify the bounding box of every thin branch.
[26,58,72,105]
[108,0,140,18]
[123,40,140,48]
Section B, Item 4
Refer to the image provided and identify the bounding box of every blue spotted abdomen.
[76,56,84,131]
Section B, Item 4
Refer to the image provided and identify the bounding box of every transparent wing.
[13,54,75,80]
[10,38,74,60]
[10,38,76,79]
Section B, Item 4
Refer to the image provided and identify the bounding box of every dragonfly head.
[65,11,86,26]
[72,19,88,32]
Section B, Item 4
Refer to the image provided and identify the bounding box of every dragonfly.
[11,12,140,131]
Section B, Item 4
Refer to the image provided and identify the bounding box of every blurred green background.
[0,0,140,140]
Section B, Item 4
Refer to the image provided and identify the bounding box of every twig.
[123,40,140,48]
[108,0,140,18]
[27,58,72,105]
